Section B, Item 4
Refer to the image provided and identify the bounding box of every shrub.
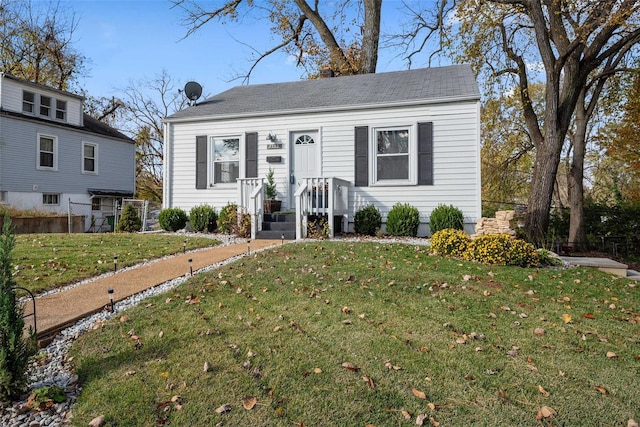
[354,205,382,236]
[217,203,238,234]
[217,204,251,237]
[189,205,218,233]
[386,203,420,237]
[265,167,278,200]
[0,215,36,401]
[464,234,539,267]
[158,208,188,232]
[430,229,471,257]
[116,204,142,233]
[429,204,464,234]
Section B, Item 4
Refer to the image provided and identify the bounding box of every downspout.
[475,100,482,224]
[163,121,171,209]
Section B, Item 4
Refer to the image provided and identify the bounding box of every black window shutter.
[195,135,207,189]
[354,126,368,187]
[245,132,258,178]
[417,122,433,185]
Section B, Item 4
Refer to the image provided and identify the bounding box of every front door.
[290,130,320,207]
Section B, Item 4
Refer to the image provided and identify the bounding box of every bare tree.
[171,0,382,80]
[0,0,85,90]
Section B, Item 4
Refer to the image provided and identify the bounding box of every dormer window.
[22,91,35,113]
[40,95,51,117]
[55,100,67,121]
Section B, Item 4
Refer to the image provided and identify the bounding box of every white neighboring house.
[0,73,136,231]
[163,65,481,239]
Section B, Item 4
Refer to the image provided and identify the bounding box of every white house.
[0,73,136,231]
[163,65,481,239]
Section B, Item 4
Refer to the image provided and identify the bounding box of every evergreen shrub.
[386,203,420,237]
[0,215,36,401]
[158,208,188,232]
[354,205,382,236]
[429,204,464,234]
[189,205,218,232]
[116,204,142,232]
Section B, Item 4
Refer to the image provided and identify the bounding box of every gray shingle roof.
[166,65,479,121]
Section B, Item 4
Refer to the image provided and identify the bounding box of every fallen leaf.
[160,371,169,378]
[429,417,440,426]
[384,361,402,370]
[203,361,210,372]
[124,370,136,376]
[628,419,639,427]
[158,331,164,338]
[534,327,545,336]
[242,396,257,410]
[119,315,129,323]
[171,395,182,403]
[535,406,556,420]
[416,414,427,425]
[215,404,232,414]
[487,312,497,318]
[412,388,427,400]
[401,409,411,420]
[362,376,376,389]
[313,368,322,374]
[463,274,472,281]
[562,314,572,324]
[273,326,282,332]
[594,385,608,394]
[342,319,352,325]
[342,362,360,372]
[582,313,595,319]
[538,385,549,397]
[89,415,105,427]
[427,402,436,411]
[606,351,618,359]
[342,306,351,314]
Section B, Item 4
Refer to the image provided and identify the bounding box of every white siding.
[0,75,83,126]
[166,100,481,236]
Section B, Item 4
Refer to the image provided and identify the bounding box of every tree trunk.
[524,133,564,246]
[568,92,588,252]
[361,0,382,73]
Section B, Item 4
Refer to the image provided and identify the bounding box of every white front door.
[290,130,320,206]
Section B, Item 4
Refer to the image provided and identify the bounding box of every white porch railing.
[294,177,350,239]
[237,178,264,239]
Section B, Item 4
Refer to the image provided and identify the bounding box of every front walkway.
[28,239,281,342]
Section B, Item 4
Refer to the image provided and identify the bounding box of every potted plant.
[264,168,282,213]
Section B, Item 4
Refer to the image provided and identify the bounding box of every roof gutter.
[163,94,481,124]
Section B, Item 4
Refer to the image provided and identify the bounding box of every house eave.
[163,95,481,124]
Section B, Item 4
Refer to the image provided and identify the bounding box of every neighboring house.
[0,73,136,232]
[163,65,481,238]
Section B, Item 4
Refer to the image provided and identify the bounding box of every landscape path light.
[113,255,118,272]
[107,288,114,312]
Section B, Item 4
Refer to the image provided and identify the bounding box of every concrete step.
[264,213,296,223]
[627,269,640,281]
[262,221,296,231]
[256,230,296,240]
[559,256,628,277]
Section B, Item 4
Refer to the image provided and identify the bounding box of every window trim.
[36,133,58,171]
[22,90,35,114]
[208,135,242,186]
[370,125,417,186]
[42,193,60,206]
[82,141,99,174]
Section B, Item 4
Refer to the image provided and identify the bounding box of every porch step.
[559,256,629,277]
[257,213,296,240]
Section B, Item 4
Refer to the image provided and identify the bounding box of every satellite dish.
[184,81,202,104]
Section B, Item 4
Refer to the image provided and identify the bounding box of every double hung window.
[37,134,57,170]
[211,136,240,184]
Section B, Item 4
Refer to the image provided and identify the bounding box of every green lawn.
[13,233,219,294]
[68,241,639,426]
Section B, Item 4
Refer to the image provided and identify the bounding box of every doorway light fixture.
[266,133,277,142]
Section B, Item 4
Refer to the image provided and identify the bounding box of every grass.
[67,241,640,426]
[12,233,220,295]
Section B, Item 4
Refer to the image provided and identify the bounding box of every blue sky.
[66,0,444,100]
